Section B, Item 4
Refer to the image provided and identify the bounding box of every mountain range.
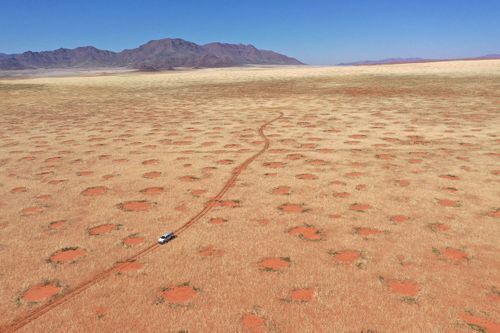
[0,38,303,70]
[338,54,500,66]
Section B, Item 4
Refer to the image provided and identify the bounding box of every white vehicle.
[158,231,175,244]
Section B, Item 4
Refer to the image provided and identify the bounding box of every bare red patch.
[290,288,315,302]
[376,154,394,160]
[332,192,350,198]
[190,189,207,197]
[49,220,67,229]
[437,199,460,207]
[89,224,117,235]
[279,203,306,213]
[242,314,266,333]
[81,186,108,196]
[140,187,164,195]
[442,247,468,261]
[10,187,27,193]
[179,175,199,182]
[287,153,303,160]
[345,172,363,178]
[350,203,372,211]
[288,226,321,240]
[259,257,290,271]
[161,285,197,304]
[143,171,161,179]
[460,313,500,333]
[390,215,409,223]
[257,218,270,225]
[332,250,361,264]
[95,306,109,318]
[387,279,420,297]
[356,227,383,236]
[23,283,61,302]
[355,184,367,191]
[142,159,159,165]
[175,204,189,212]
[209,217,226,225]
[50,248,86,263]
[397,180,410,187]
[272,186,291,195]
[487,209,500,218]
[21,206,44,216]
[429,223,449,232]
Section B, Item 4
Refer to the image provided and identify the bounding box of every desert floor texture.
[0,60,499,333]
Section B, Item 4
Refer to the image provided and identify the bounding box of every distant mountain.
[202,42,300,65]
[338,54,500,66]
[338,58,428,66]
[473,54,500,59]
[119,39,234,68]
[0,53,13,59]
[0,38,303,70]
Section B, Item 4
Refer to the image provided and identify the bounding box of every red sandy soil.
[80,186,108,196]
[161,285,197,304]
[331,250,361,264]
[49,248,86,263]
[288,226,321,240]
[140,187,164,195]
[242,314,267,333]
[0,61,499,332]
[23,284,61,303]
[259,257,290,271]
[88,224,117,235]
[290,288,315,302]
[49,220,67,229]
[278,203,305,213]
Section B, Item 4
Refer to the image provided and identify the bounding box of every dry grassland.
[0,60,499,332]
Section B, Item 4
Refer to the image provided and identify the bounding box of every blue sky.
[0,0,499,64]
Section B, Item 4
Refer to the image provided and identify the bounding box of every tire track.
[3,111,284,332]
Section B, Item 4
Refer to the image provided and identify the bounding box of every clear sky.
[0,0,499,64]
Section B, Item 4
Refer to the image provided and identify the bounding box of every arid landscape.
[0,60,499,332]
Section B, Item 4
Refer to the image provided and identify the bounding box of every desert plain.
[0,60,499,332]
